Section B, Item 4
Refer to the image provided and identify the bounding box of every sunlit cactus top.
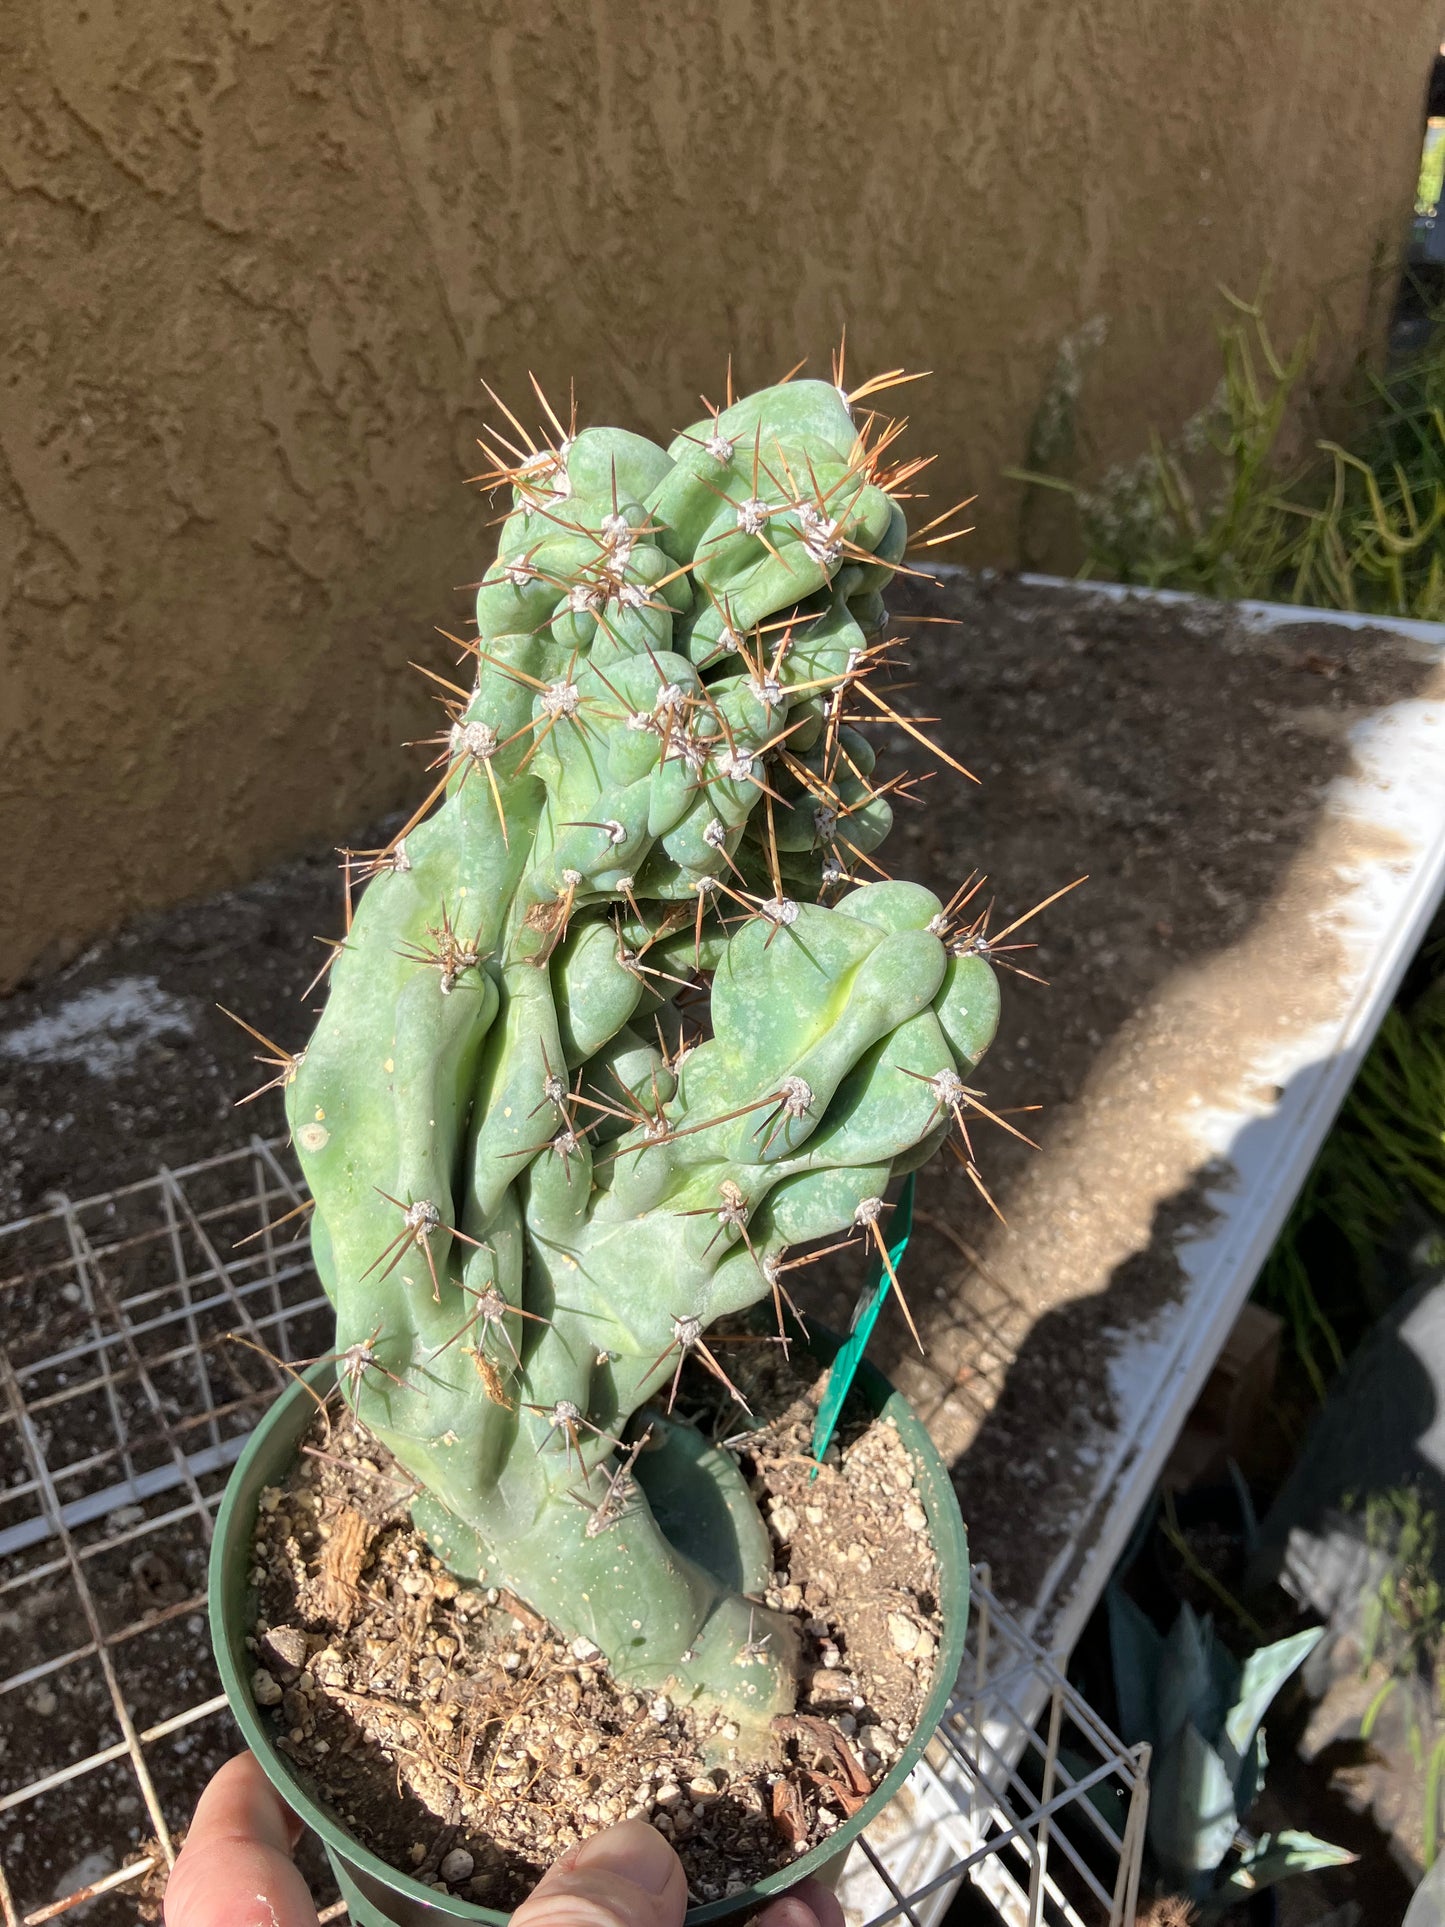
[267,357,1005,1737]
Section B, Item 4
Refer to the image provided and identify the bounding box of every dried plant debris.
[246,1355,940,1908]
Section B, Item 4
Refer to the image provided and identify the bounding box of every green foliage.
[1350,1488,1445,1865]
[1011,291,1445,622]
[1420,123,1445,219]
[281,374,993,1733]
[1106,1590,1351,1906]
[1359,1488,1444,1702]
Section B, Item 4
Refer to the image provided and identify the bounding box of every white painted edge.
[926,576,1445,1655]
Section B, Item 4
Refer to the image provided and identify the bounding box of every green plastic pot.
[209,1333,969,1927]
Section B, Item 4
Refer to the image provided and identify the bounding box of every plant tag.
[809,1174,915,1476]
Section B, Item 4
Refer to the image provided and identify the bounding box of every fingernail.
[757,1900,821,1927]
[573,1818,677,1895]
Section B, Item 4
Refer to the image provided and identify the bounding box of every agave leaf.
[1106,1584,1163,1751]
[1158,1604,1229,1755]
[1148,1718,1239,1883]
[1222,1626,1323,1789]
[1206,1621,1239,1733]
[1055,1742,1128,1835]
[1226,1827,1356,1892]
[1225,1456,1260,1554]
[1226,1724,1270,1823]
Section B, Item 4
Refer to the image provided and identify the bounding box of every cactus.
[279,365,998,1744]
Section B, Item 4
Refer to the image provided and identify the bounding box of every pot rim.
[209,1337,969,1924]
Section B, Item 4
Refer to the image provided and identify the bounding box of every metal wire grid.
[0,1137,334,1925]
[0,1141,1146,1926]
[931,1572,1148,1927]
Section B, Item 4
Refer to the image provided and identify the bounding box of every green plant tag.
[810,1173,916,1476]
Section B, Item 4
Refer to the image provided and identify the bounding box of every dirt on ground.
[247,1347,938,1909]
[1,573,1440,1630]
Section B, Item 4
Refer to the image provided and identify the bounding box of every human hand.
[164,1753,315,1927]
[165,1752,847,1927]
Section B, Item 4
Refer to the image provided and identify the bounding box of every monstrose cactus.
[279,367,1000,1746]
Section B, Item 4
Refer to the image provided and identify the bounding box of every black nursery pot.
[209,1332,970,1927]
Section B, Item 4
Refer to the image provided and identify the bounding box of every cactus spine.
[285,368,999,1742]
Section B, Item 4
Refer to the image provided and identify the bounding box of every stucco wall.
[1,2,1438,987]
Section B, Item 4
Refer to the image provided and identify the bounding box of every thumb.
[512,1819,688,1927]
[164,1752,318,1927]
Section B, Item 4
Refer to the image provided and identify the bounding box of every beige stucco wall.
[1,2,1438,987]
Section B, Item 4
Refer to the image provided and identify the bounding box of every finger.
[512,1818,688,1927]
[164,1752,318,1927]
[754,1877,847,1927]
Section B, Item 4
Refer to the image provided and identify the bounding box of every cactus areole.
[284,372,999,1748]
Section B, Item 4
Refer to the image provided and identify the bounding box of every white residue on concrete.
[0,976,193,1078]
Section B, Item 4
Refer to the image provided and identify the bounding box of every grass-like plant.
[1357,1488,1445,1868]
[1011,289,1445,622]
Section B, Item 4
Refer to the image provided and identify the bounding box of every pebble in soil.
[244,1351,943,1907]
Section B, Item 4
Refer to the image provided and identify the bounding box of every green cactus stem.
[281,368,999,1746]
